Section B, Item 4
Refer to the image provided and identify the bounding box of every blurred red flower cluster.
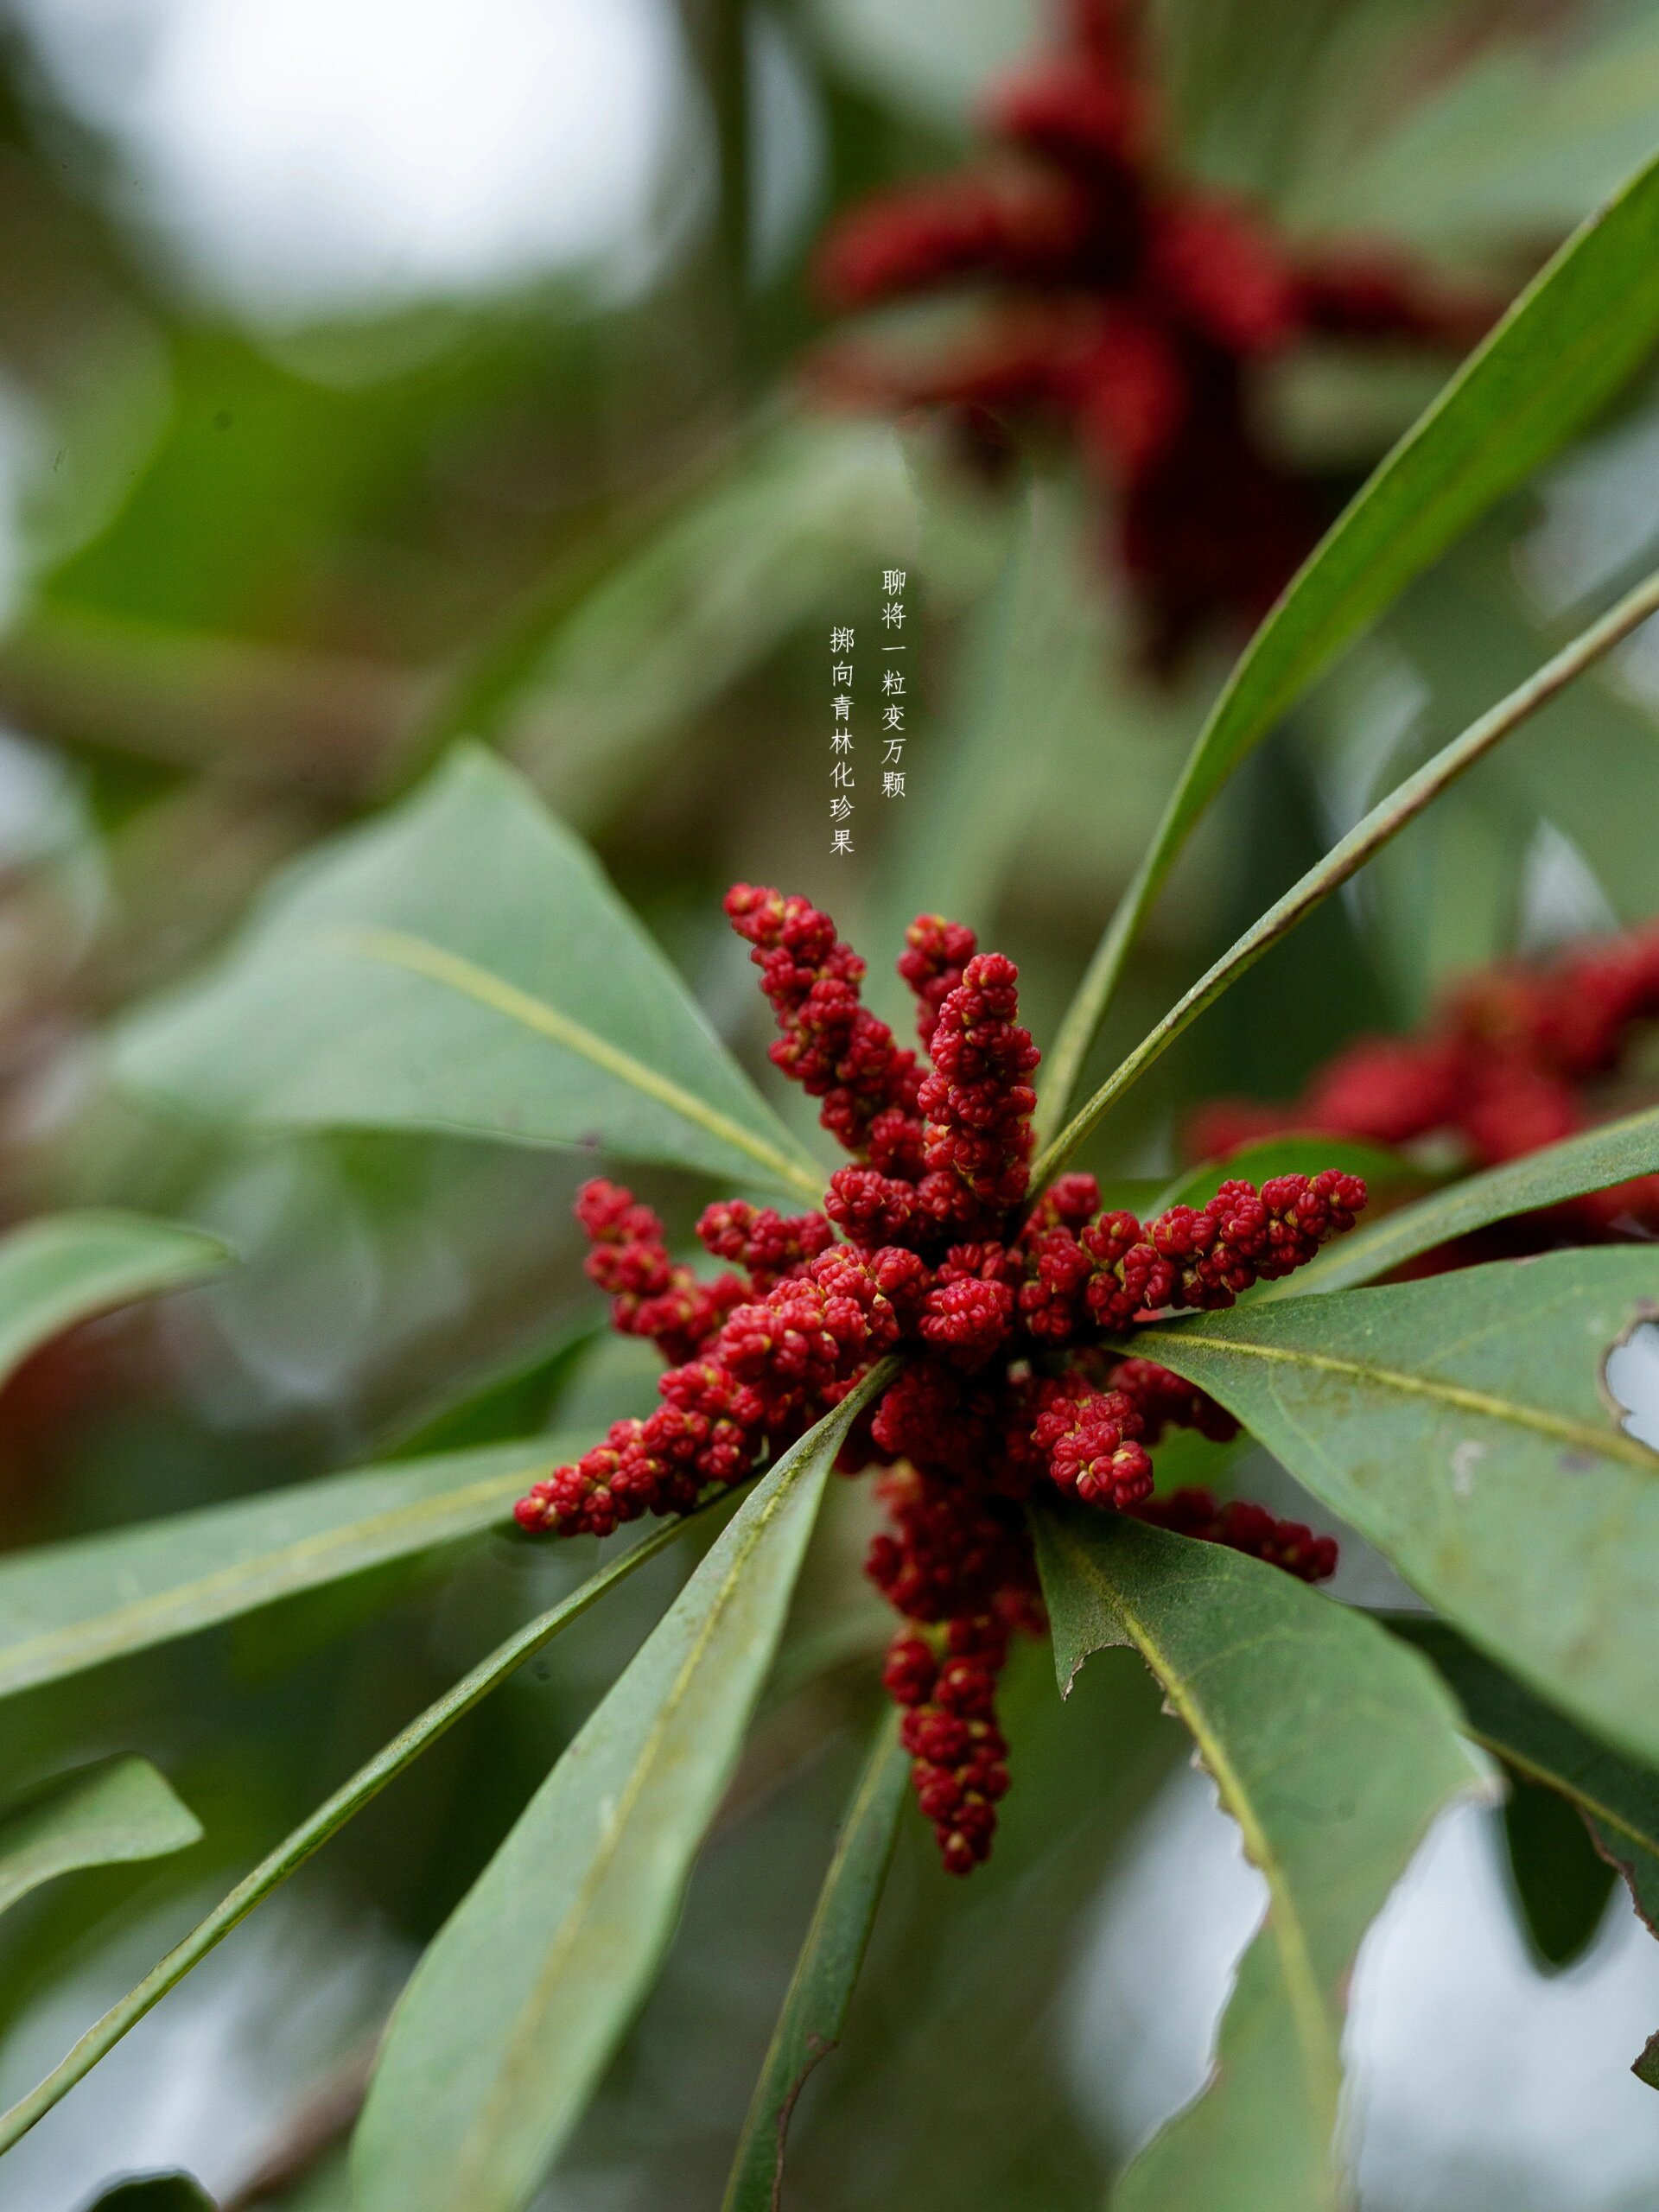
[810,0,1495,664]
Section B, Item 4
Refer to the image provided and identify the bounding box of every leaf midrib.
[1157,1330,1659,1472]
[323,926,824,1202]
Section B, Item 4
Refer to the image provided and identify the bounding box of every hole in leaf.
[1603,1317,1659,1450]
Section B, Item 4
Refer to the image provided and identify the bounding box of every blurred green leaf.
[0,1503,715,2158]
[1147,1135,1427,1217]
[352,1364,892,2212]
[112,745,823,1199]
[378,1321,601,1459]
[82,2178,216,2211]
[0,1211,229,1390]
[1395,1616,1659,1936]
[0,1436,580,1700]
[1305,4,1659,245]
[722,1707,908,2212]
[1276,1104,1659,1296]
[0,1757,201,1923]
[1039,139,1659,1132]
[1033,1511,1481,2212]
[1502,1771,1618,1970]
[1131,1250,1659,1771]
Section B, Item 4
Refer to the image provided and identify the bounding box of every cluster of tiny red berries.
[808,0,1496,664]
[1192,922,1659,1243]
[516,888,1366,1872]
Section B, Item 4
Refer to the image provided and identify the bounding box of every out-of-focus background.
[1,3,1659,2205]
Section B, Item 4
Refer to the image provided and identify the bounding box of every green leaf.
[1273,1105,1659,1298]
[1147,1135,1427,1218]
[0,1503,712,2156]
[721,1707,909,2212]
[1501,1770,1617,1970]
[1393,1616,1659,1938]
[1033,1511,1482,2212]
[1032,565,1659,1185]
[83,2178,215,2211]
[112,744,823,1200]
[0,1435,581,1701]
[0,1758,201,1922]
[1636,2032,1659,2091]
[0,1211,229,1391]
[1304,10,1659,247]
[1038,142,1659,1135]
[1129,1250,1659,1771]
[352,1363,893,2212]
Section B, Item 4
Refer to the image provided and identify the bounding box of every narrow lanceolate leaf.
[1038,142,1659,1136]
[0,1436,581,1701]
[1033,1513,1482,2212]
[1273,1105,1659,1298]
[722,1708,909,2212]
[1033,564,1659,1185]
[353,1368,892,2212]
[113,744,823,1200]
[0,1507,712,2157]
[1394,1618,1659,1935]
[0,1211,229,1391]
[0,1758,201,1922]
[1132,1250,1659,1771]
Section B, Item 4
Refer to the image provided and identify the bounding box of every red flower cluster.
[1191,921,1659,1238]
[517,889,1368,1871]
[809,0,1496,664]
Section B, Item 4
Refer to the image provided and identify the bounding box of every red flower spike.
[1134,1487,1338,1583]
[517,890,1372,1874]
[898,912,979,1050]
[575,1179,745,1363]
[1109,1357,1238,1445]
[1192,922,1659,1243]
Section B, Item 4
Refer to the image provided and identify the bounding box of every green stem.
[1031,562,1659,1189]
[0,1498,735,2156]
